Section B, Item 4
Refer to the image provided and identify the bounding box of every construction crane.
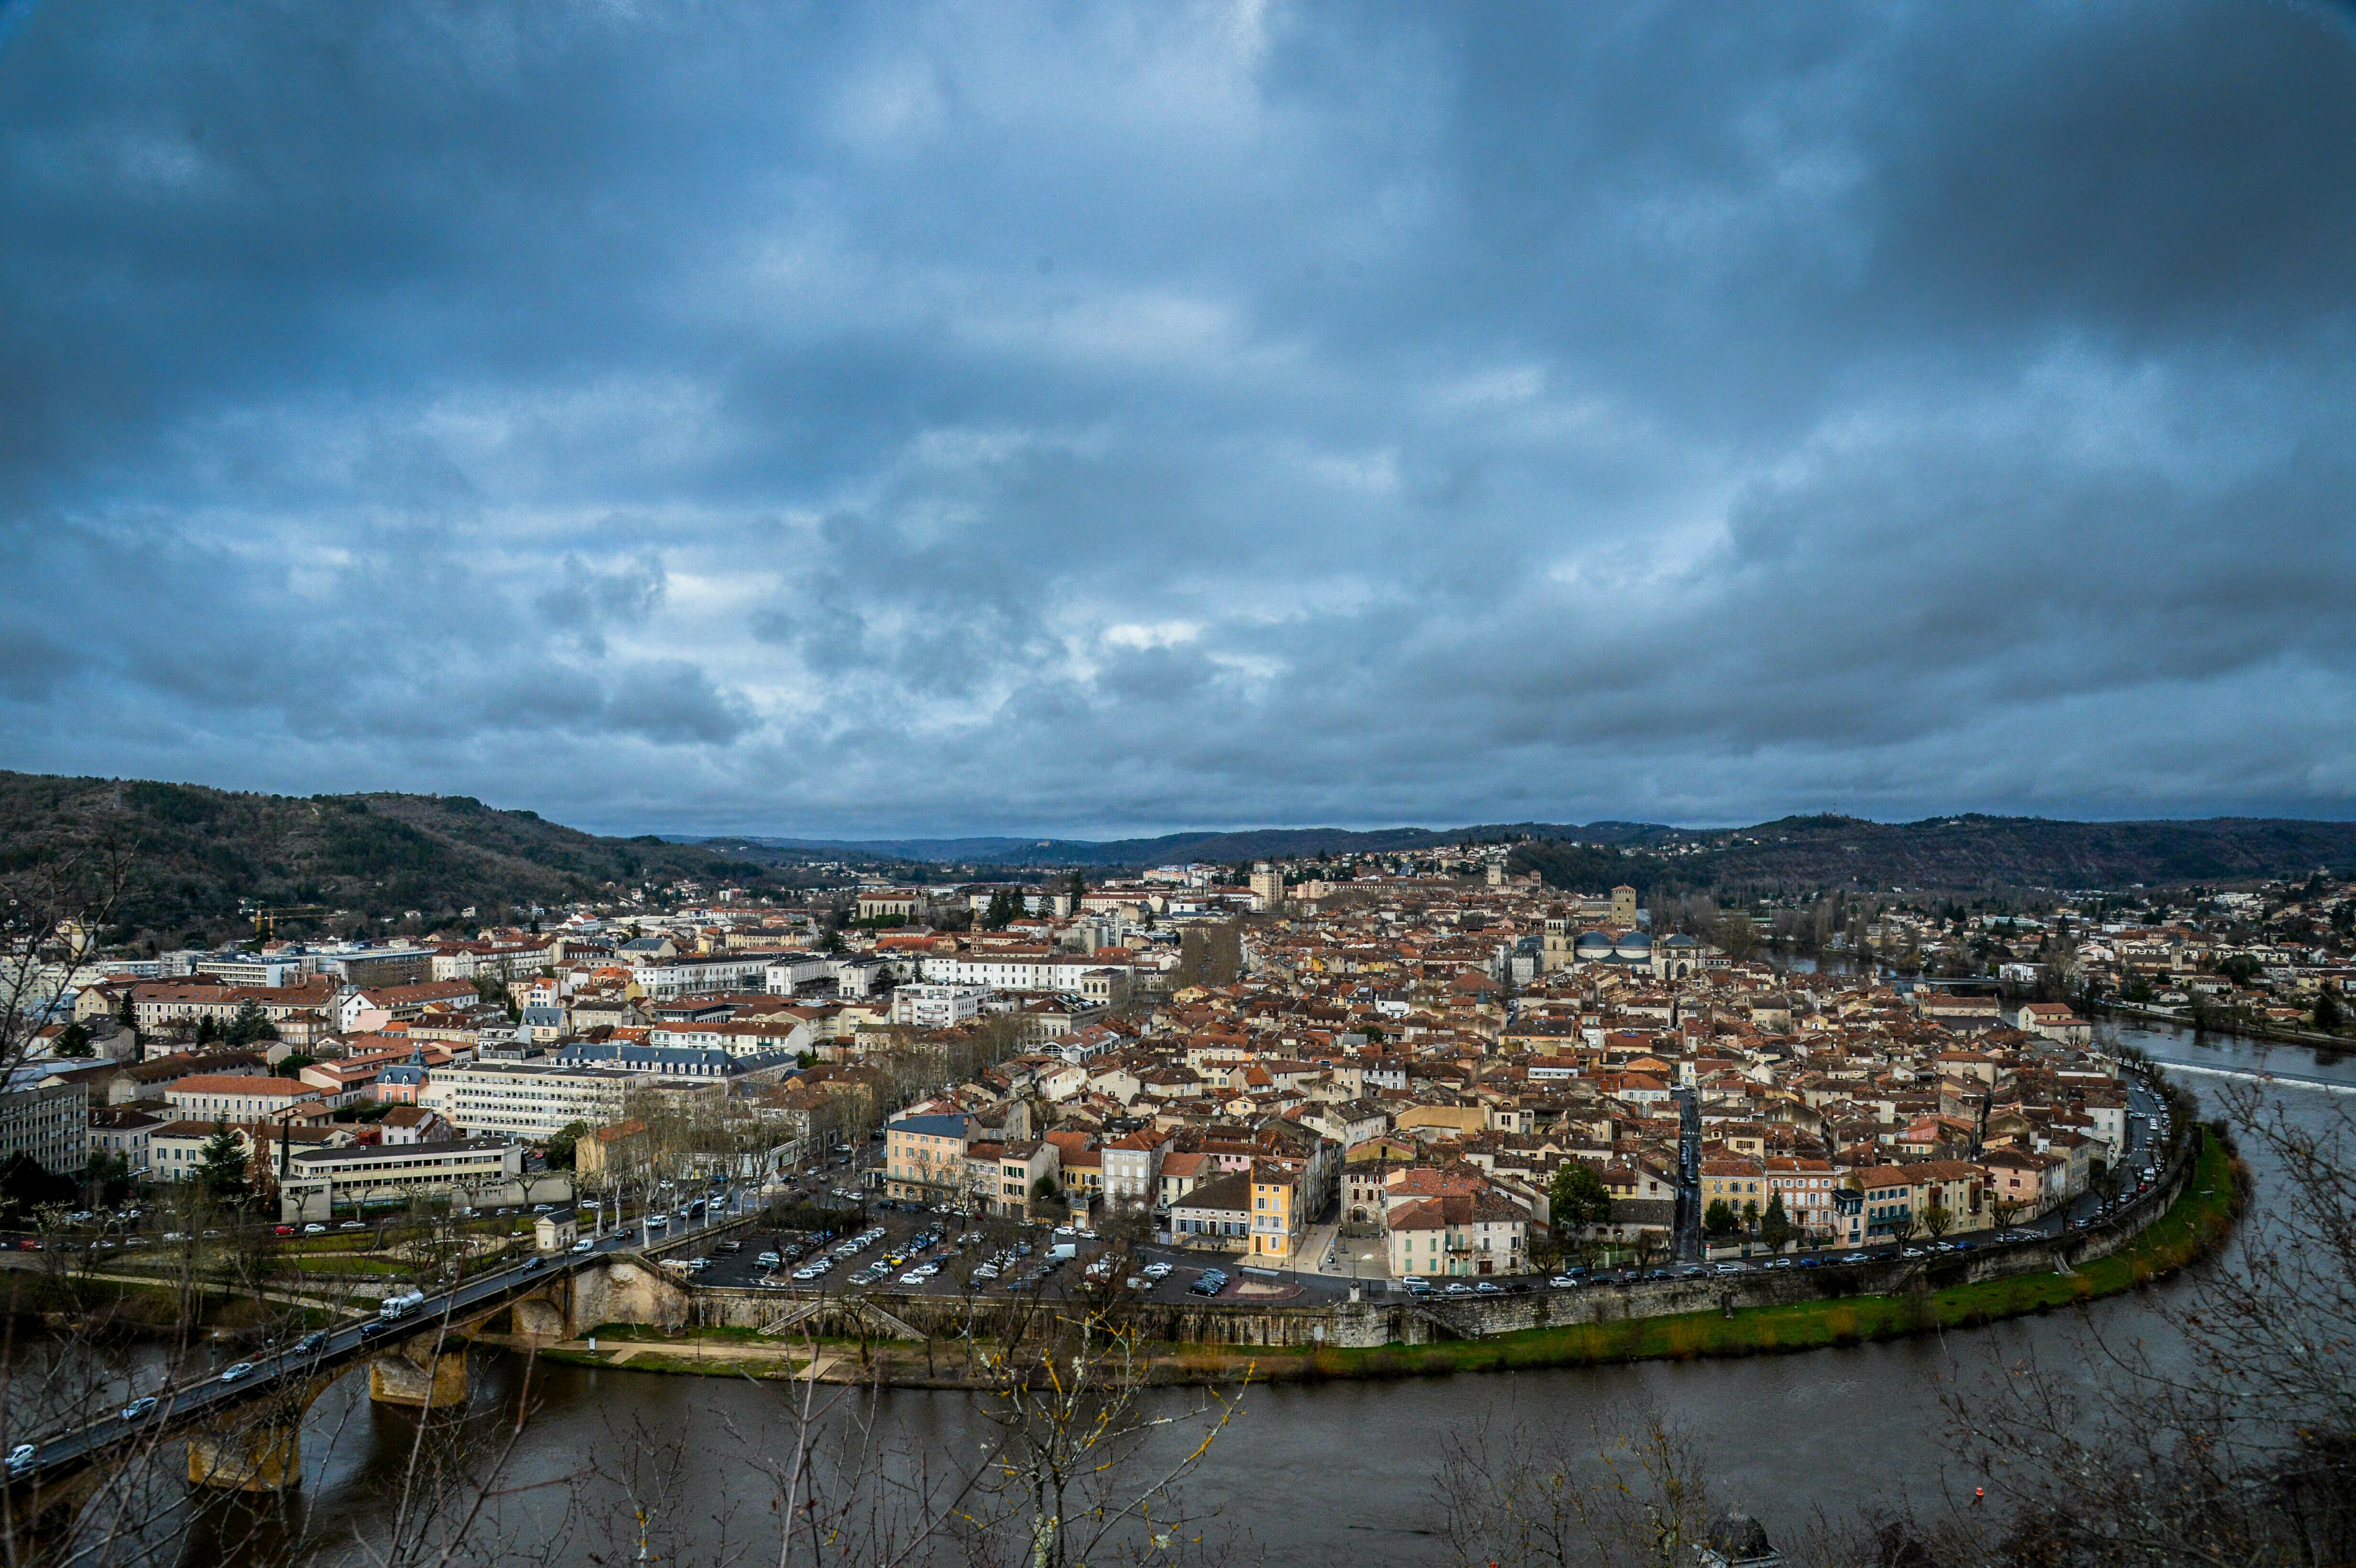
[252,905,333,940]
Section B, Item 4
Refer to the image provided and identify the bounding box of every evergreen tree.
[224,999,278,1047]
[544,1121,589,1171]
[53,1022,94,1059]
[1548,1162,1612,1237]
[1759,1191,1793,1250]
[196,1122,252,1207]
[1703,1198,1739,1239]
[2316,989,2345,1033]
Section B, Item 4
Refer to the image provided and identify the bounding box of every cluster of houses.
[3,862,2144,1259]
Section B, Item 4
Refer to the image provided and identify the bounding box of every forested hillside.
[0,772,822,947]
[1509,814,2356,896]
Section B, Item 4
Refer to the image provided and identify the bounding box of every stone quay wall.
[657,1131,2202,1351]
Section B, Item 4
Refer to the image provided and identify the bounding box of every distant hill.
[0,772,910,947]
[724,826,1491,868]
[12,767,2350,949]
[703,819,1668,869]
[1508,813,2356,896]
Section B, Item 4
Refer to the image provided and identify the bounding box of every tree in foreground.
[1702,1198,1738,1241]
[1549,1162,1613,1265]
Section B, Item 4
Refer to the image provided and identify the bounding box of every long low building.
[277,1136,542,1222]
[555,1042,796,1083]
[915,954,1127,997]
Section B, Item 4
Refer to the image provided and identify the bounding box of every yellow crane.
[251,904,333,940]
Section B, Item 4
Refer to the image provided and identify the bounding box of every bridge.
[1,1208,747,1539]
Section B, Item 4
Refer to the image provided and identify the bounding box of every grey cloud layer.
[2,0,2352,835]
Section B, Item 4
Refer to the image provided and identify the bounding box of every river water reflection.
[219,1022,2349,1567]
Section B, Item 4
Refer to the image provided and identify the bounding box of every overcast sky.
[3,2,2353,838]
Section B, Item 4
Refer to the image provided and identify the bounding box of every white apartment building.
[916,954,1121,995]
[418,1061,649,1139]
[633,955,774,999]
[647,1019,815,1058]
[762,953,834,994]
[891,983,989,1029]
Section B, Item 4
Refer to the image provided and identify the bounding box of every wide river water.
[175,1022,2352,1566]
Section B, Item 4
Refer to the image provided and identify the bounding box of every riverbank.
[2092,998,2350,1052]
[535,1134,2245,1388]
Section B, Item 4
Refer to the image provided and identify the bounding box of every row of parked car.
[784,1225,888,1282]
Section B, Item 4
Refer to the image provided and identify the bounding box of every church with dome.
[1537,887,1715,980]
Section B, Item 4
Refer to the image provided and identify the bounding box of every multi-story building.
[127,979,337,1036]
[147,1118,347,1184]
[164,1075,328,1123]
[0,1074,88,1175]
[1385,1190,1530,1278]
[418,1061,646,1139]
[89,1105,164,1176]
[915,953,1121,995]
[967,1138,1059,1219]
[632,955,780,999]
[1101,1130,1167,1206]
[312,948,437,990]
[854,891,923,922]
[885,1111,972,1203]
[1835,1160,1992,1246]
[555,1042,795,1085]
[1248,1158,1302,1260]
[891,984,988,1029]
[279,1137,529,1221]
[1169,1170,1253,1245]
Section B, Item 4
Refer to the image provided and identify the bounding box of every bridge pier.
[510,1297,565,1342]
[188,1419,303,1492]
[369,1346,469,1409]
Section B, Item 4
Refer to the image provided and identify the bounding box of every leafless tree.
[1435,1400,1718,1568]
[1878,1092,2351,1568]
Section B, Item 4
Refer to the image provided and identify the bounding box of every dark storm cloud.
[2,0,2353,835]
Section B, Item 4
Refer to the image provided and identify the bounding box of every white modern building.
[418,1061,650,1139]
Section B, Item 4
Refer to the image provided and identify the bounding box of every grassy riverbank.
[538,1135,2245,1388]
[1230,1132,2243,1383]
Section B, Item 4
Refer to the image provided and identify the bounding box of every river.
[168,1022,2351,1566]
